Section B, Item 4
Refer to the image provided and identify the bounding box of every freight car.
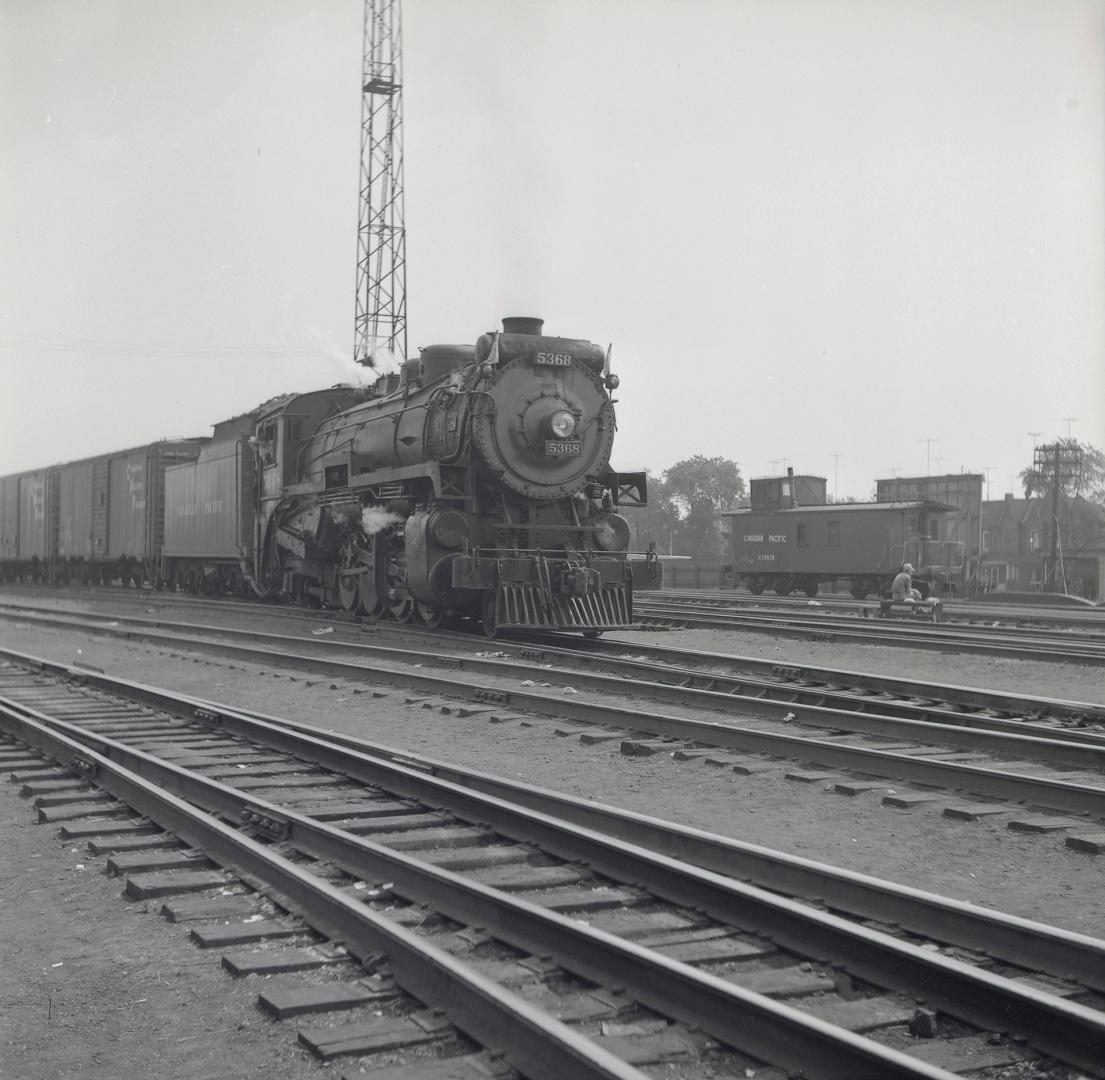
[2,317,652,637]
[723,470,964,599]
[0,441,203,585]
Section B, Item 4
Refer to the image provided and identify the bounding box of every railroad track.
[4,589,1103,731]
[5,581,1105,663]
[3,655,1105,1078]
[633,595,1105,664]
[3,603,1105,830]
[653,588,1105,631]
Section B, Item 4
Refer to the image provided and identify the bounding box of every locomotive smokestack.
[502,316,544,336]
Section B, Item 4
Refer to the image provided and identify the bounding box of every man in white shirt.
[891,563,923,602]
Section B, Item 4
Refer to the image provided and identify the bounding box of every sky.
[2,0,1103,502]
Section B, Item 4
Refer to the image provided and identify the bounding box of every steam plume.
[361,506,405,536]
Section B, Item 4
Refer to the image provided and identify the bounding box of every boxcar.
[163,415,256,595]
[3,441,202,585]
[58,459,96,566]
[0,474,22,564]
[0,469,58,580]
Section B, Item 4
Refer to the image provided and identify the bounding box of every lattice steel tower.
[354,0,406,366]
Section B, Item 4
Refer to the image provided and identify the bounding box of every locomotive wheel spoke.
[337,535,365,614]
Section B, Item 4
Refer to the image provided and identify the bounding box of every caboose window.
[827,521,840,547]
[796,523,808,546]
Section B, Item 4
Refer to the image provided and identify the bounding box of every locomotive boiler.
[163,317,651,635]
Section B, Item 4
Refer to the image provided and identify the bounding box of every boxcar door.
[91,457,109,561]
[18,474,48,559]
[0,477,18,560]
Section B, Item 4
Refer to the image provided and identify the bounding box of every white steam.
[308,323,370,386]
[361,506,405,536]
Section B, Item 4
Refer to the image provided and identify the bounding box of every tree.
[625,470,681,554]
[1021,439,1105,506]
[1019,440,1105,594]
[661,455,745,560]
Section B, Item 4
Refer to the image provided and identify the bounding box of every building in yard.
[978,492,1105,600]
[876,474,984,584]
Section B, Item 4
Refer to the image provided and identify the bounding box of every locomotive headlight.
[549,410,576,438]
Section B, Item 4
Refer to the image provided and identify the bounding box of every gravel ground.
[1,598,1103,1078]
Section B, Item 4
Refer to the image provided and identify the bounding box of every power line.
[0,333,334,361]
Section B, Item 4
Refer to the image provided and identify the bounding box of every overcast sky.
[2,0,1102,502]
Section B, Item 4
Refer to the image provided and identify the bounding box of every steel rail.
[634,599,1105,664]
[0,701,965,1080]
[2,615,1105,818]
[646,592,1105,642]
[5,596,1105,724]
[3,607,1104,769]
[651,588,1105,630]
[7,579,1105,632]
[531,633,1105,726]
[5,651,1103,995]
[0,708,646,1080]
[500,644,1105,745]
[8,698,1105,1076]
[637,596,1105,653]
[636,605,1105,658]
[8,599,1105,745]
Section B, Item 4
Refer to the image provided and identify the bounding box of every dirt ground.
[1,601,1103,1078]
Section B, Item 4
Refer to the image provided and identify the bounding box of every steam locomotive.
[2,318,653,637]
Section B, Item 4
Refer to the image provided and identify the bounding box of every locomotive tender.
[724,470,964,599]
[2,317,652,636]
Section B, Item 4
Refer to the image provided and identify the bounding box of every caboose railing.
[895,539,965,573]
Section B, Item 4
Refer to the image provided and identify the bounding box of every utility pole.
[1033,441,1084,593]
[354,0,407,367]
[1061,417,1077,438]
[830,453,842,500]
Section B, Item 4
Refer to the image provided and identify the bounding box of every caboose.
[723,470,964,599]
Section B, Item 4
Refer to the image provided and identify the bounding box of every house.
[979,492,1105,600]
